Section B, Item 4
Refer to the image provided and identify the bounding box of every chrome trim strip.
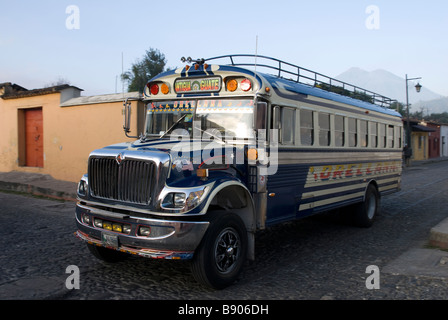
[76,231,195,260]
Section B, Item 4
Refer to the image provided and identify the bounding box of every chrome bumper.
[75,202,209,260]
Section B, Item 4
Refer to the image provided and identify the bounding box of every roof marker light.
[161,83,170,94]
[226,79,238,92]
[241,78,252,91]
[150,84,159,95]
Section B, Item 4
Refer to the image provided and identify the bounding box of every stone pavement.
[0,158,448,278]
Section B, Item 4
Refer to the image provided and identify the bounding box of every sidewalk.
[0,171,77,201]
[405,156,448,168]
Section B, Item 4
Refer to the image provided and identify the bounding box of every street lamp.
[405,74,422,165]
[415,82,422,93]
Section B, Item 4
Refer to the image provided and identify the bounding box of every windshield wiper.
[159,114,188,139]
[194,127,226,144]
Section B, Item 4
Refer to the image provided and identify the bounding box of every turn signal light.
[196,168,209,178]
[247,148,258,161]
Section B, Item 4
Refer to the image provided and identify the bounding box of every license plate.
[102,232,119,249]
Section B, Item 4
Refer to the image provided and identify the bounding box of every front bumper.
[75,202,209,260]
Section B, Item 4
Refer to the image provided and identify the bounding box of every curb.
[0,180,77,202]
[429,218,448,250]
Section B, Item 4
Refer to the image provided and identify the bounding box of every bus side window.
[396,126,402,148]
[388,125,394,148]
[319,113,330,146]
[360,120,368,147]
[348,118,357,147]
[334,115,345,147]
[300,109,314,146]
[281,107,295,145]
[379,124,386,148]
[370,122,378,148]
[273,106,281,130]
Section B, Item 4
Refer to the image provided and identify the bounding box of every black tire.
[353,184,380,228]
[86,243,128,263]
[191,212,248,289]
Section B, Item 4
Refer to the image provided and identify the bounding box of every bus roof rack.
[205,54,398,109]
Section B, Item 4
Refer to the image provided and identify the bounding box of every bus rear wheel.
[191,212,247,289]
[353,184,380,228]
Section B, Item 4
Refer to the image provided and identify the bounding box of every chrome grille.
[89,157,155,204]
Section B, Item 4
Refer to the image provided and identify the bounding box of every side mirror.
[123,99,138,138]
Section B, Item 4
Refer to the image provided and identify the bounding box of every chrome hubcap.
[214,227,241,274]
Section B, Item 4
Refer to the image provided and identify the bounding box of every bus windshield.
[144,99,255,141]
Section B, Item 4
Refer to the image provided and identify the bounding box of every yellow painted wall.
[411,132,428,161]
[0,92,143,182]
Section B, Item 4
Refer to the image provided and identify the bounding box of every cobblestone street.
[1,161,448,302]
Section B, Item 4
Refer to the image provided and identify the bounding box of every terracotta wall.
[0,91,143,182]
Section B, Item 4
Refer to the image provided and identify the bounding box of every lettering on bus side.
[309,161,400,182]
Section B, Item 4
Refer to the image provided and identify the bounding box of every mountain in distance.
[335,67,448,114]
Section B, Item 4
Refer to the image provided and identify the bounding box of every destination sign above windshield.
[174,77,221,94]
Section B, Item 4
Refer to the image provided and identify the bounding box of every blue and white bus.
[75,54,402,288]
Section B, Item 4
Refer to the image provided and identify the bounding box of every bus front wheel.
[191,212,247,289]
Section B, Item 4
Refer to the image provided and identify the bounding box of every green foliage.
[390,101,406,116]
[122,48,168,93]
[423,112,448,124]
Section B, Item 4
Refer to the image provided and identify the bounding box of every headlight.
[162,192,186,209]
[186,190,205,208]
[160,185,210,212]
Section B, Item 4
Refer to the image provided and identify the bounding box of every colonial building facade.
[0,82,143,182]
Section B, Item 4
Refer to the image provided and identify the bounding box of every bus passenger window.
[388,125,394,148]
[334,115,345,147]
[300,109,314,146]
[396,127,402,148]
[319,113,330,146]
[370,122,378,148]
[272,106,281,130]
[360,120,368,147]
[348,118,357,147]
[281,108,295,145]
[379,124,386,148]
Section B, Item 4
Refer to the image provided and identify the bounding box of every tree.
[45,76,71,87]
[122,48,168,93]
[390,101,406,116]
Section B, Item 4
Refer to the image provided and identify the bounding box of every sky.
[1,0,447,98]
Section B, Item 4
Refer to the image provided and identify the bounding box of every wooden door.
[25,108,44,167]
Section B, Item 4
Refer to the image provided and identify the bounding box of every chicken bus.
[75,54,402,289]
